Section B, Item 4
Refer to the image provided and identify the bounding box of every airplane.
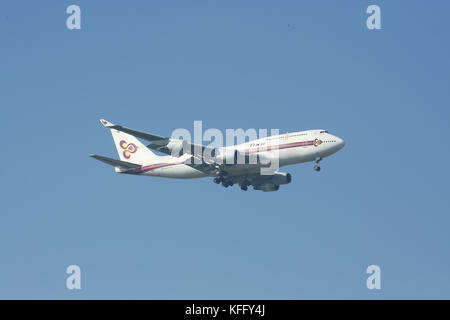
[90,119,345,192]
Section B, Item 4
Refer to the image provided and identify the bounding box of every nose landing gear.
[314,157,322,172]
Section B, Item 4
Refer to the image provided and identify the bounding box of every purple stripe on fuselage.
[124,162,183,174]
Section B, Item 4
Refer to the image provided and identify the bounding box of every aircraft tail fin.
[100,119,162,165]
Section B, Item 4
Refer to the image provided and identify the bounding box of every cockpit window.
[320,130,328,133]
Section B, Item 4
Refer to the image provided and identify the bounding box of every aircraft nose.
[338,137,345,149]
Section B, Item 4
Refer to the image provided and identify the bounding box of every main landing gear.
[222,180,233,188]
[240,180,250,191]
[213,171,234,188]
[213,170,227,184]
[213,174,248,190]
[314,157,322,172]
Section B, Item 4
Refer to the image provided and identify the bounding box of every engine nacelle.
[253,172,291,191]
[165,139,185,156]
[214,148,238,164]
[214,150,278,166]
[253,183,280,192]
[270,172,292,185]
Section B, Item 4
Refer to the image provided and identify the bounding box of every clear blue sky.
[1,0,449,299]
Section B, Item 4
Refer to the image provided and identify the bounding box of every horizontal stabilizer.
[89,154,141,169]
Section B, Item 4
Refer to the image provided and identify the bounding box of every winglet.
[100,119,114,127]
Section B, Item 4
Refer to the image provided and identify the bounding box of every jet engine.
[214,150,277,166]
[270,172,292,185]
[214,149,238,164]
[253,183,280,192]
[252,172,291,192]
[165,139,186,157]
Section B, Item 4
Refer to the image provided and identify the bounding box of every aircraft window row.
[265,133,308,140]
[290,133,308,137]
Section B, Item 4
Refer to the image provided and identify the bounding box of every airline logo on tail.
[120,140,137,159]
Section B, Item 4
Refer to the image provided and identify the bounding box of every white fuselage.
[125,129,345,179]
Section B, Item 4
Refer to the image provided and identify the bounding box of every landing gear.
[222,180,233,188]
[215,169,227,177]
[214,173,234,188]
[240,180,250,191]
[213,172,247,190]
[314,157,322,172]
[213,169,229,186]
